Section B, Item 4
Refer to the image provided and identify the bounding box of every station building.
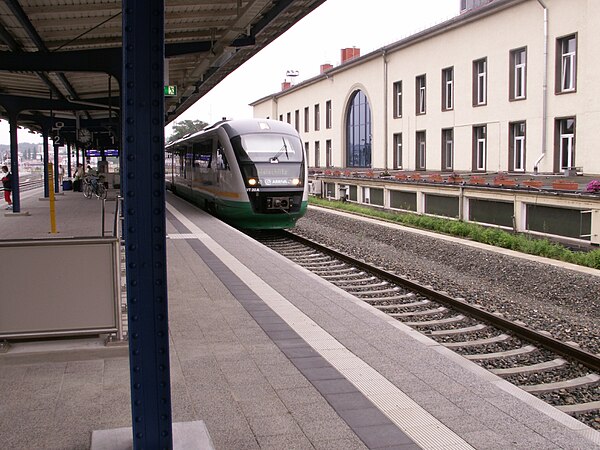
[250,0,600,176]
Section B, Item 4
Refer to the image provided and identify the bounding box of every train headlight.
[291,178,300,186]
[248,178,258,186]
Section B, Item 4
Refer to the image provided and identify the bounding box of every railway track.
[248,229,600,430]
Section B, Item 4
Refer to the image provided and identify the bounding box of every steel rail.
[282,229,600,373]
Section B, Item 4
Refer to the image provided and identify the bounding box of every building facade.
[251,0,600,176]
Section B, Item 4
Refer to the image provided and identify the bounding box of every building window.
[346,90,372,167]
[442,67,453,111]
[556,34,577,93]
[393,81,402,118]
[326,139,332,167]
[326,100,332,129]
[509,121,526,172]
[416,131,426,170]
[279,114,283,121]
[286,112,291,124]
[555,117,575,171]
[294,110,300,131]
[314,141,320,168]
[305,142,310,166]
[473,58,487,106]
[416,75,426,115]
[473,125,487,171]
[393,133,402,169]
[314,104,320,131]
[304,107,309,132]
[441,128,454,171]
[510,48,527,100]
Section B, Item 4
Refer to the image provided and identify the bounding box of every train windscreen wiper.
[269,138,289,163]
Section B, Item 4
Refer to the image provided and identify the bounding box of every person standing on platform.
[1,165,13,210]
[73,163,84,192]
[58,164,65,185]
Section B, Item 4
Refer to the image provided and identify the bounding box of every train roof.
[167,119,299,148]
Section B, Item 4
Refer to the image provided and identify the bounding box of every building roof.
[0,0,326,144]
[250,0,524,106]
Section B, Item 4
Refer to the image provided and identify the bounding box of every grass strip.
[308,196,600,270]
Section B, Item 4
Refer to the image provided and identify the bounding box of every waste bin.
[62,179,72,190]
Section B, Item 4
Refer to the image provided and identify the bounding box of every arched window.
[346,90,372,167]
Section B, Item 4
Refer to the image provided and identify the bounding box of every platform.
[1,188,598,449]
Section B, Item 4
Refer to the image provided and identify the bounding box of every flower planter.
[552,181,579,190]
[494,178,517,187]
[523,180,543,189]
[468,176,486,185]
[428,174,443,183]
[394,173,408,181]
[447,176,464,184]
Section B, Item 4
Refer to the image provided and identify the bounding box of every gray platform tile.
[238,396,290,418]
[337,407,395,428]
[299,416,358,442]
[259,321,297,332]
[255,433,315,450]
[353,423,415,448]
[65,359,105,374]
[260,365,315,391]
[310,377,358,395]
[313,437,369,450]
[280,345,321,359]
[246,412,305,437]
[203,414,257,446]
[276,386,330,406]
[289,399,348,425]
[253,314,291,325]
[324,391,378,411]
[299,366,346,381]
[266,329,302,340]
[290,355,332,370]
[461,428,527,450]
[210,342,254,362]
[528,422,600,449]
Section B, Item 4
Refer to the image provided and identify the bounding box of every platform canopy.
[0,0,325,147]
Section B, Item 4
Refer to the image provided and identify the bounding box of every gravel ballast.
[293,207,600,355]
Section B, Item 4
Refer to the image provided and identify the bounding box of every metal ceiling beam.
[0,94,110,113]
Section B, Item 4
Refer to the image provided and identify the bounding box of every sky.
[0,0,459,145]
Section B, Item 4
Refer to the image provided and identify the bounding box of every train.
[165,118,309,229]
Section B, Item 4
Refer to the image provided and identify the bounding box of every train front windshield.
[232,133,305,187]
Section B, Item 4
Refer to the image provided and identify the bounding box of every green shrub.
[308,197,600,269]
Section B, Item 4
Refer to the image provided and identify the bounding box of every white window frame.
[393,133,403,169]
[393,81,402,118]
[443,68,453,110]
[475,126,486,171]
[514,49,526,99]
[475,59,487,105]
[417,76,426,115]
[513,123,525,172]
[416,131,426,170]
[559,119,575,169]
[443,130,453,170]
[561,37,576,92]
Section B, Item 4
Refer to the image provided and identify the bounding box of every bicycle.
[82,175,107,199]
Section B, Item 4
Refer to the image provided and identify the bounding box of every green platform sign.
[164,85,177,96]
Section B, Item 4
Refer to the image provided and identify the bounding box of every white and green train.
[165,119,308,229]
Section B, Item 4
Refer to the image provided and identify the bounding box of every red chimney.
[320,63,333,74]
[281,81,291,90]
[341,47,360,63]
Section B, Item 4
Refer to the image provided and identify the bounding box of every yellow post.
[48,163,57,234]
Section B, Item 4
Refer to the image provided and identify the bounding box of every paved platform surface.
[1,189,599,449]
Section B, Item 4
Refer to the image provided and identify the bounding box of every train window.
[234,134,303,163]
[216,141,229,170]
[193,141,212,169]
